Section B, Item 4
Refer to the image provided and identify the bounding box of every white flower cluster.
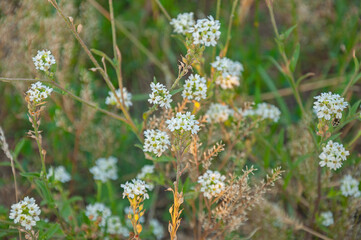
[170,12,195,34]
[211,56,244,89]
[313,92,348,120]
[90,157,118,183]
[319,140,349,170]
[9,197,41,230]
[242,103,281,122]
[320,211,334,227]
[26,81,53,103]
[106,216,129,236]
[47,166,71,183]
[182,74,207,101]
[150,219,164,240]
[85,203,111,227]
[136,165,155,179]
[206,103,233,123]
[148,82,173,109]
[143,129,170,157]
[121,179,151,199]
[198,170,226,199]
[340,174,360,197]
[166,112,200,134]
[188,16,221,47]
[105,88,132,108]
[32,50,56,73]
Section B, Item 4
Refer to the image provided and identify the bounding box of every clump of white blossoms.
[85,203,111,227]
[166,112,200,134]
[148,82,173,109]
[319,140,349,170]
[198,170,226,199]
[150,219,164,240]
[143,129,170,157]
[9,197,41,230]
[47,166,71,183]
[313,92,348,121]
[320,211,334,227]
[105,88,132,108]
[26,81,53,103]
[211,56,244,89]
[121,179,151,199]
[136,165,155,179]
[188,16,221,47]
[242,103,281,122]
[206,103,233,123]
[170,12,195,34]
[340,174,360,197]
[90,156,118,183]
[182,74,207,101]
[32,50,56,73]
[106,216,129,236]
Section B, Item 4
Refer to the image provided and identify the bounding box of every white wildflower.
[121,179,151,200]
[90,156,118,183]
[313,92,348,121]
[170,12,195,34]
[319,140,349,170]
[340,174,360,197]
[85,203,111,227]
[148,82,172,109]
[211,56,243,89]
[32,50,56,73]
[143,129,170,157]
[188,16,221,47]
[198,170,226,199]
[26,81,53,103]
[320,211,334,227]
[242,103,281,122]
[106,216,129,236]
[47,166,71,183]
[9,197,41,230]
[182,74,207,101]
[105,88,132,108]
[166,112,200,134]
[150,219,164,240]
[136,165,155,180]
[206,103,233,123]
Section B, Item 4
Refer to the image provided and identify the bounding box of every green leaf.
[35,180,54,205]
[349,100,361,117]
[152,155,174,162]
[20,172,41,178]
[91,49,115,67]
[39,223,62,240]
[280,24,297,40]
[13,138,26,159]
[170,87,183,95]
[290,43,300,72]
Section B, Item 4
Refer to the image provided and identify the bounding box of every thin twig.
[153,0,171,21]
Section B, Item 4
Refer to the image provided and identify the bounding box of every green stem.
[154,0,172,21]
[96,181,102,202]
[106,181,115,209]
[109,0,117,58]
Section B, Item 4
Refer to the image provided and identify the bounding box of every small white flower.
[105,88,132,108]
[26,81,53,103]
[170,12,195,34]
[47,166,71,183]
[143,130,170,157]
[166,112,200,134]
[85,203,111,227]
[320,211,334,227]
[242,103,281,122]
[90,156,118,183]
[150,219,164,240]
[313,92,348,121]
[182,74,207,101]
[137,165,155,180]
[121,179,151,200]
[188,16,221,47]
[9,197,41,230]
[148,82,172,109]
[211,56,243,89]
[319,140,349,170]
[32,50,56,73]
[198,170,226,199]
[106,216,129,236]
[206,103,233,123]
[340,174,360,197]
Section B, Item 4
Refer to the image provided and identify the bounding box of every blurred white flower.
[150,219,164,240]
[170,12,195,34]
[206,103,233,123]
[166,112,200,134]
[211,56,243,89]
[188,16,221,47]
[121,179,151,199]
[143,130,170,157]
[137,165,155,180]
[340,174,360,197]
[85,202,111,227]
[106,216,129,236]
[90,156,118,183]
[198,170,226,199]
[47,166,71,183]
[242,103,281,122]
[320,211,334,227]
[105,88,132,108]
